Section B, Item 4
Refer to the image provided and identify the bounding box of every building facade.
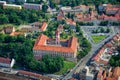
[33,34,78,61]
[24,3,42,10]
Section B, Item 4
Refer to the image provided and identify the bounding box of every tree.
[0,14,9,24]
[49,0,56,8]
[0,34,6,43]
[100,27,105,33]
[40,55,64,73]
[42,3,48,12]
[99,20,108,26]
[106,28,110,33]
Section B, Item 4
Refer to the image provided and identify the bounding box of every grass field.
[91,35,106,43]
[54,61,75,75]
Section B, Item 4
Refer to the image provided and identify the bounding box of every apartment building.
[24,3,42,10]
[0,1,6,5]
[33,34,78,61]
[20,22,47,32]
[0,57,15,68]
[3,4,22,9]
[3,26,15,34]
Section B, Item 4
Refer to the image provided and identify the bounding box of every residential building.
[3,26,15,34]
[7,0,27,2]
[24,3,42,10]
[61,6,72,11]
[18,70,53,80]
[91,33,120,66]
[0,72,29,80]
[39,22,48,31]
[105,4,120,15]
[0,1,6,5]
[105,7,120,15]
[33,34,78,61]
[0,57,15,68]
[98,13,120,21]
[96,67,120,80]
[73,5,89,12]
[20,22,47,32]
[65,18,76,31]
[3,4,22,9]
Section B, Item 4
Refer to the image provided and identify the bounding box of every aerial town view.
[0,0,120,80]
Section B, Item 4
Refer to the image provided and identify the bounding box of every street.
[62,25,118,80]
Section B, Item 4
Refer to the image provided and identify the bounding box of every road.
[62,25,117,80]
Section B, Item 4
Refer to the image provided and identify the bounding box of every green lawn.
[54,61,75,75]
[91,35,106,43]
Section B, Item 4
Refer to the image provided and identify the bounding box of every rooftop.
[18,70,51,80]
[0,57,11,64]
[33,34,78,53]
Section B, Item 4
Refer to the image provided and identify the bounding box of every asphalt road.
[62,25,117,80]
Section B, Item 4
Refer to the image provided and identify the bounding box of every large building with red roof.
[33,34,78,60]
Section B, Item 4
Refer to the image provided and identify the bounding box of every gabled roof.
[18,70,51,80]
[40,22,47,31]
[65,18,76,26]
[0,57,11,64]
[10,32,24,36]
[33,34,78,53]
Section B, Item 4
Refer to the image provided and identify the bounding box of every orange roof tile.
[113,67,120,77]
[33,34,78,53]
[66,18,76,26]
[106,77,117,80]
[108,72,112,77]
[40,22,47,31]
[10,32,24,36]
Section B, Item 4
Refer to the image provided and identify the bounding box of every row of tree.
[78,21,94,26]
[76,23,92,59]
[0,6,49,25]
[92,27,110,33]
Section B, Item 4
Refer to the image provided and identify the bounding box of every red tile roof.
[97,67,120,80]
[0,57,11,64]
[10,32,24,36]
[93,47,105,61]
[57,15,63,20]
[18,70,52,80]
[40,22,47,31]
[65,18,76,26]
[98,13,120,21]
[33,34,78,53]
[113,67,120,78]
